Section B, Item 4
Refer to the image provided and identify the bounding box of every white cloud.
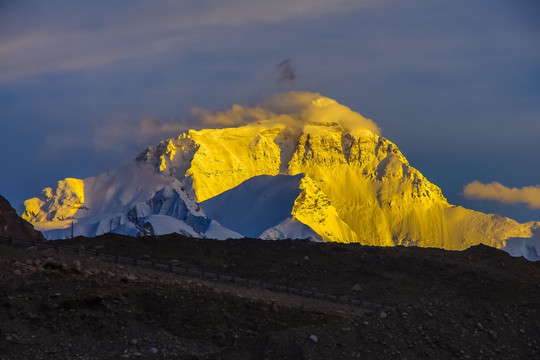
[464,181,540,209]
[189,91,380,135]
[40,91,380,159]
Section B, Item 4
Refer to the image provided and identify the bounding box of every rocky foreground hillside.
[1,232,540,359]
[0,195,43,242]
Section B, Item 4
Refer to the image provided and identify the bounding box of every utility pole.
[71,221,74,239]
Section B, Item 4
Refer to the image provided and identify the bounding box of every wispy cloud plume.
[40,115,188,158]
[189,91,380,135]
[464,181,540,209]
[276,59,296,84]
[93,116,188,151]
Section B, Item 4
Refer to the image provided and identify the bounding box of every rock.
[13,269,21,276]
[71,260,82,273]
[43,258,63,270]
[309,334,318,343]
[121,274,138,283]
[489,330,498,340]
[133,352,143,357]
[148,347,158,355]
[304,256,310,261]
[379,311,388,319]
[351,284,363,292]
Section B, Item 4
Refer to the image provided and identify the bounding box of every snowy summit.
[21,92,540,259]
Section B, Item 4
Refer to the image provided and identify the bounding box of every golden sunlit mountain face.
[23,178,84,222]
[20,92,538,251]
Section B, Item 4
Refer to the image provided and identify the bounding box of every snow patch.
[140,214,201,237]
[503,227,540,261]
[260,217,322,241]
[201,174,304,238]
[204,220,244,240]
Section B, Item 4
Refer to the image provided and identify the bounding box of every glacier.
[21,91,539,258]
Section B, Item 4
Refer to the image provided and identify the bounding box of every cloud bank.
[40,92,379,160]
[40,116,188,158]
[93,116,188,151]
[464,181,540,209]
[0,0,370,83]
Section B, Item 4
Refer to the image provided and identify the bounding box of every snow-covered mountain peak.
[20,91,539,258]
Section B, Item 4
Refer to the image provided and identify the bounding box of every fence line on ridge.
[0,236,394,312]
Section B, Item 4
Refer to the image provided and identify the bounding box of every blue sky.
[1,0,539,221]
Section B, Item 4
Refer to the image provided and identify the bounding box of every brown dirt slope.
[0,232,538,359]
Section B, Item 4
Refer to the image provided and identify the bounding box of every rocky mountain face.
[0,195,43,241]
[20,92,538,254]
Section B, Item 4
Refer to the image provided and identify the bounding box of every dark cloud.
[0,1,367,83]
[276,59,296,84]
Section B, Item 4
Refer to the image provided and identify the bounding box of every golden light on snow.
[22,178,84,222]
[190,92,380,135]
[20,92,539,253]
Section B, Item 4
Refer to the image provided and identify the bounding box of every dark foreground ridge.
[0,236,394,312]
[0,195,43,242]
[1,231,540,359]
